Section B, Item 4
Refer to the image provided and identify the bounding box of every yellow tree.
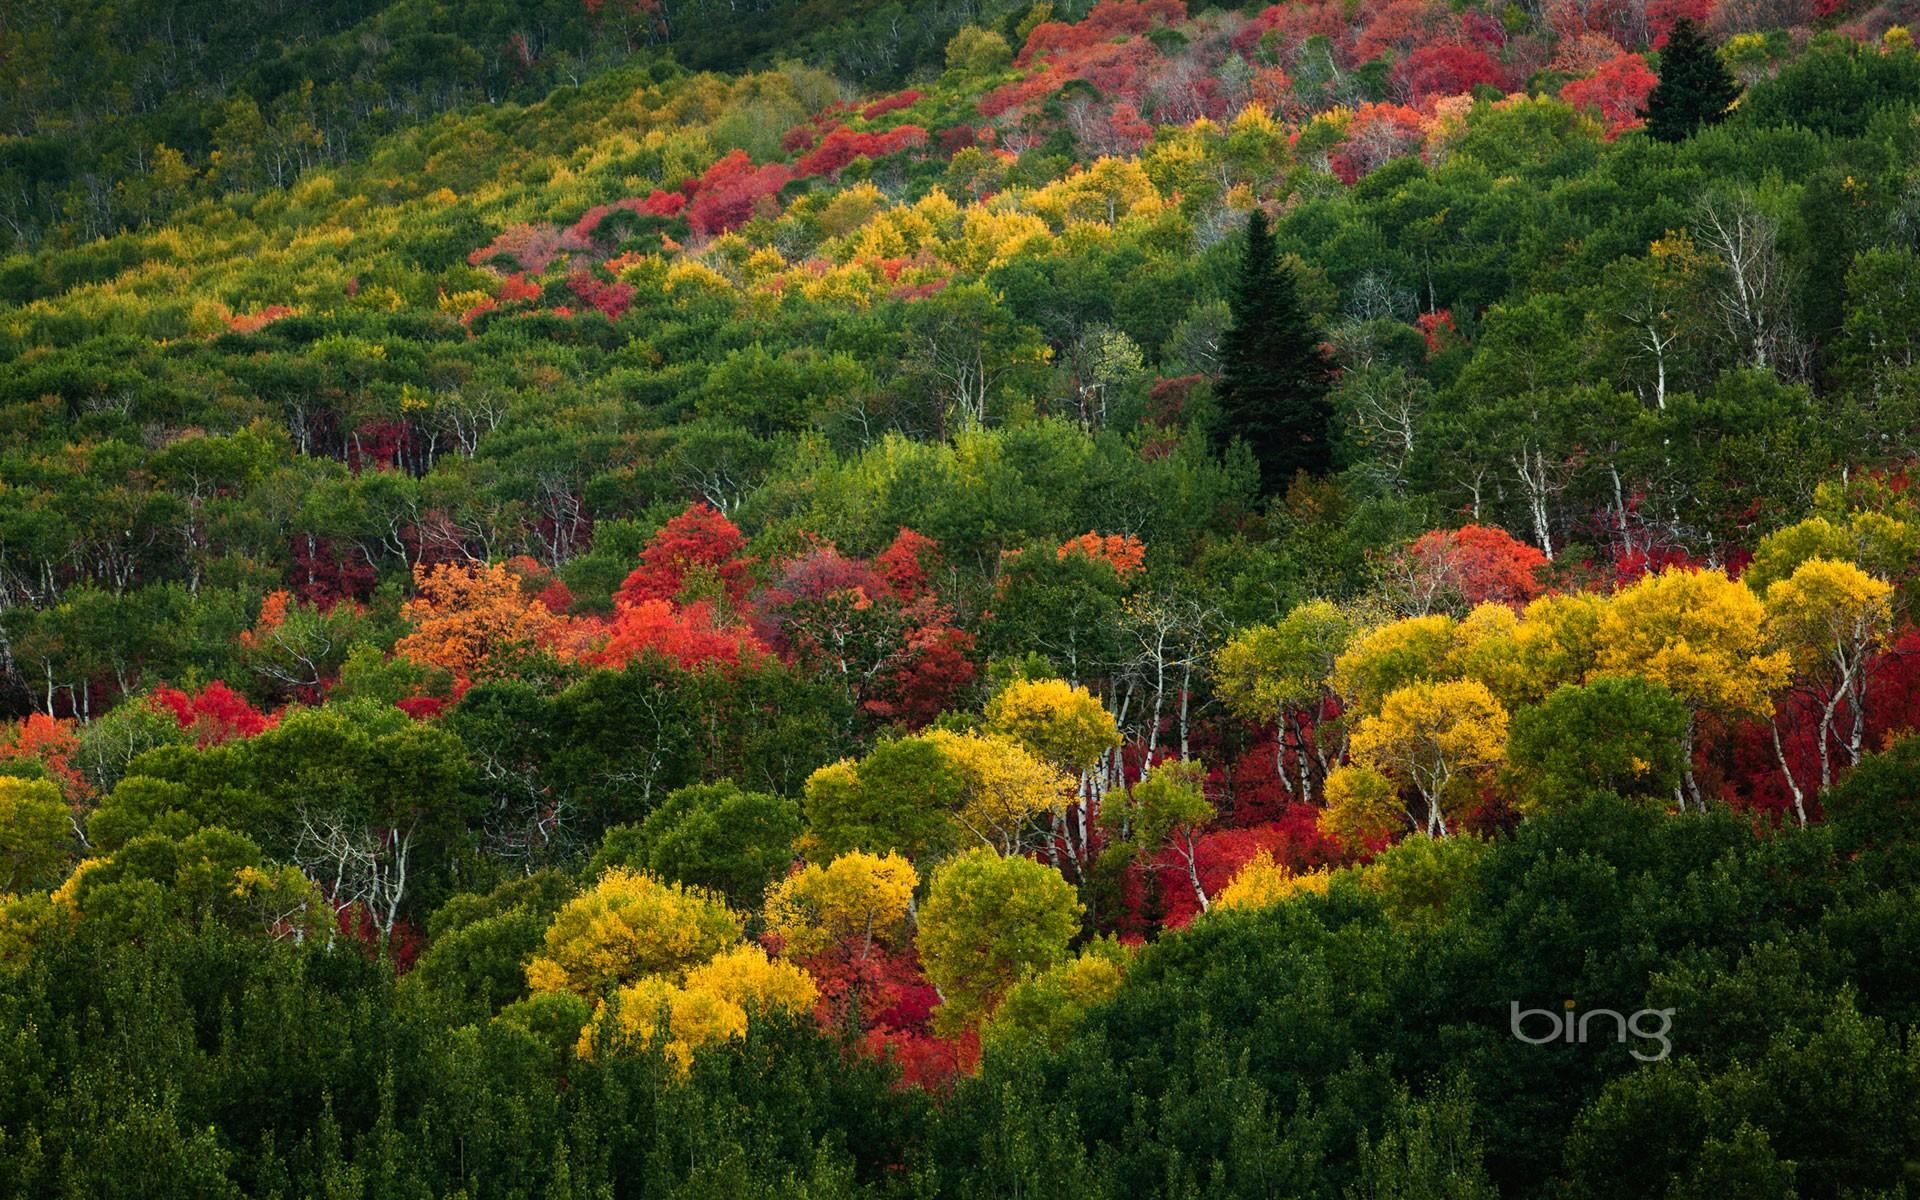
[925,730,1075,855]
[1593,567,1791,809]
[526,868,741,998]
[1330,613,1458,718]
[764,850,916,1026]
[981,938,1130,1053]
[984,677,1121,873]
[1213,851,1333,911]
[1764,558,1896,813]
[1497,591,1607,706]
[1743,511,1918,600]
[1213,599,1369,799]
[984,677,1120,774]
[765,850,917,962]
[584,945,817,1071]
[0,778,72,894]
[1325,679,1509,839]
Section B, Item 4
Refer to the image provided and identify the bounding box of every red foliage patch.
[1416,308,1457,356]
[861,89,923,120]
[0,713,91,801]
[1560,52,1658,137]
[469,224,592,273]
[290,536,378,606]
[225,305,296,335]
[1058,531,1147,576]
[1152,809,1348,929]
[866,622,977,728]
[1396,524,1549,607]
[615,502,755,607]
[151,681,277,745]
[795,125,930,176]
[875,528,941,599]
[596,598,768,669]
[566,268,635,320]
[566,190,686,243]
[685,150,794,237]
[1396,43,1506,105]
[1329,103,1426,183]
[1018,0,1187,65]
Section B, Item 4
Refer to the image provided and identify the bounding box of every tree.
[1692,195,1802,376]
[407,872,576,1018]
[621,781,802,908]
[1593,568,1791,809]
[586,945,817,1071]
[395,561,570,691]
[926,729,1076,855]
[1743,511,1918,601]
[1348,1079,1500,1200]
[765,850,917,963]
[1327,679,1510,839]
[1382,526,1547,616]
[1331,614,1459,717]
[1764,558,1895,809]
[1562,53,1660,137]
[983,676,1121,860]
[0,777,71,893]
[1643,19,1740,142]
[237,705,477,940]
[597,598,767,670]
[1505,676,1691,811]
[1099,758,1216,913]
[946,26,1013,73]
[981,939,1129,1053]
[898,283,1050,435]
[800,737,967,862]
[1213,599,1368,799]
[1212,850,1331,912]
[917,847,1082,1031]
[614,503,754,609]
[525,868,741,998]
[764,849,917,1027]
[1214,210,1333,493]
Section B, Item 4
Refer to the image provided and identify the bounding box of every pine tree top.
[1645,18,1743,143]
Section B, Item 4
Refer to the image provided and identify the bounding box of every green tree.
[1505,676,1690,811]
[0,777,72,893]
[1215,211,1333,492]
[620,781,802,908]
[1644,19,1741,142]
[917,847,1082,1031]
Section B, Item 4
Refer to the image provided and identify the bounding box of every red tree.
[1394,524,1549,607]
[1396,43,1505,105]
[1560,52,1658,137]
[685,150,794,237]
[597,599,768,669]
[151,681,277,745]
[615,503,754,607]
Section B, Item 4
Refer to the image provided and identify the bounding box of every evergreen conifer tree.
[1215,210,1333,494]
[1644,19,1741,142]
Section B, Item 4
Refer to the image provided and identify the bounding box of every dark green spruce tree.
[1215,210,1332,494]
[1644,18,1741,142]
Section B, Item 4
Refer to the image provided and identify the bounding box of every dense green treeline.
[8,751,1920,1197]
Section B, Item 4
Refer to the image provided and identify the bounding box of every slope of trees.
[6,0,1920,1193]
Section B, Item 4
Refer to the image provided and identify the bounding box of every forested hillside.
[6,0,1920,1194]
